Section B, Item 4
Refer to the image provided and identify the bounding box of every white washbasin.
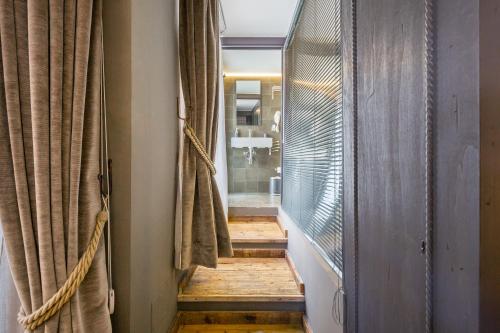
[231,136,273,149]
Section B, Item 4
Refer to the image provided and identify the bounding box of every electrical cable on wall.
[100,15,115,315]
[332,283,345,326]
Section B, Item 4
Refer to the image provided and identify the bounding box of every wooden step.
[229,216,288,249]
[178,256,305,311]
[170,311,308,333]
[229,206,279,217]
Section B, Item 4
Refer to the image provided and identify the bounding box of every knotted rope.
[17,207,109,331]
[183,122,216,175]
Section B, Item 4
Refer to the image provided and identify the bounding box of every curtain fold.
[213,43,228,217]
[178,0,232,269]
[0,0,111,331]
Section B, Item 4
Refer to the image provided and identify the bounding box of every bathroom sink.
[231,137,273,149]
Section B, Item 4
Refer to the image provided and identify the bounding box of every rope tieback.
[17,209,109,331]
[183,122,216,175]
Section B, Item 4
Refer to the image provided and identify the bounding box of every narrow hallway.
[172,214,310,332]
[1,0,498,332]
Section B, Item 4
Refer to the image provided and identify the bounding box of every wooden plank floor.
[178,323,304,332]
[228,216,287,245]
[178,257,304,302]
[174,216,307,332]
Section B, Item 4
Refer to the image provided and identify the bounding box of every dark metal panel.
[433,0,480,332]
[356,0,427,332]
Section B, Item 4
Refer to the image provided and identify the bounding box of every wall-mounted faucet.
[243,147,256,165]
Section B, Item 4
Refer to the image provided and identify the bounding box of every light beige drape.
[178,0,232,269]
[0,0,111,331]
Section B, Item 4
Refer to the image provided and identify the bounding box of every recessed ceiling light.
[224,72,282,77]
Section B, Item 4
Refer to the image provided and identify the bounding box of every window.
[282,0,343,271]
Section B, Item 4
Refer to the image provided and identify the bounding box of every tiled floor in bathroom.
[228,192,281,208]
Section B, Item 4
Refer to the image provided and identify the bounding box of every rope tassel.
[17,210,109,331]
[183,122,216,175]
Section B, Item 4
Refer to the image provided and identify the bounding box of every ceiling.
[220,0,297,75]
[220,0,299,37]
[222,49,282,75]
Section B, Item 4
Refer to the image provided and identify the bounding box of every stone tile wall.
[224,76,281,193]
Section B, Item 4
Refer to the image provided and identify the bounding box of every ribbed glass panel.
[283,0,343,271]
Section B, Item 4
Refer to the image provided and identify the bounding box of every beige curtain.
[0,0,111,332]
[178,0,232,269]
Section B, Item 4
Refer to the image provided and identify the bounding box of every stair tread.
[229,221,285,241]
[178,257,304,302]
[228,217,287,245]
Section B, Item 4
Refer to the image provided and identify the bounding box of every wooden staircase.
[172,215,309,332]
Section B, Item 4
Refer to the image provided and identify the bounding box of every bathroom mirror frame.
[235,80,262,126]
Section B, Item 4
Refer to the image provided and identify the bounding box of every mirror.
[236,80,261,126]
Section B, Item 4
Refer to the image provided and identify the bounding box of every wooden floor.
[178,257,304,302]
[228,193,281,208]
[229,221,283,240]
[173,214,307,332]
[228,216,287,248]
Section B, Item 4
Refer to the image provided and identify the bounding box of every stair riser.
[178,302,306,312]
[232,242,288,249]
[232,248,286,258]
[229,207,278,217]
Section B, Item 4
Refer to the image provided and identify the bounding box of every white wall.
[0,228,22,333]
[279,208,343,333]
[103,0,179,331]
[130,0,179,331]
